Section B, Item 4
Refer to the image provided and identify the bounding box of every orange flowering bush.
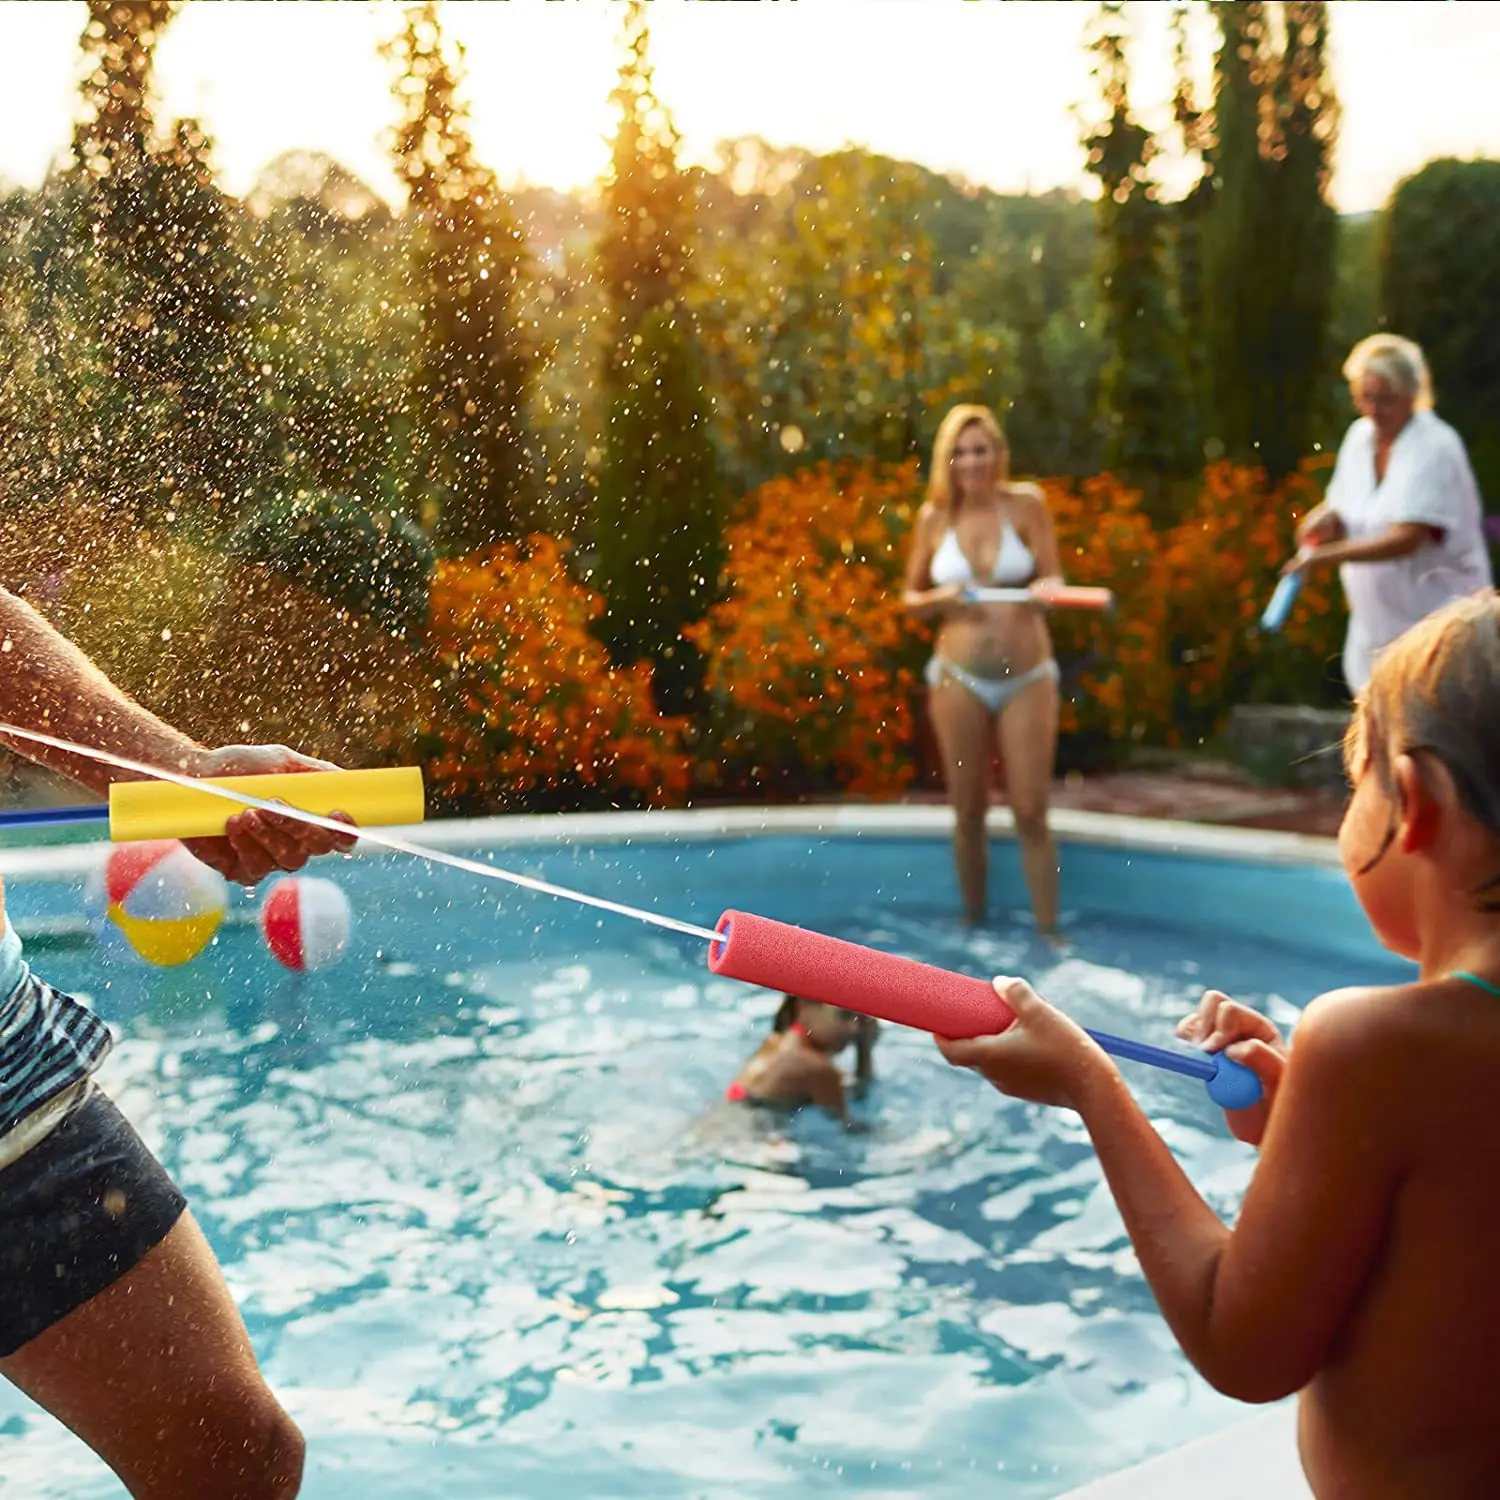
[420,535,692,812]
[684,461,923,798]
[1042,461,1344,759]
[1041,473,1174,754]
[0,464,1351,812]
[1157,459,1346,741]
[685,457,1347,796]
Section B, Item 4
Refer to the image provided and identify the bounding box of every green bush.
[226,489,434,641]
[1380,158,1500,510]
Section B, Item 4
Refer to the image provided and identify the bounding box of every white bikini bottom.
[925,655,1059,715]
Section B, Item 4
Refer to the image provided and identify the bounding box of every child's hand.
[1176,990,1288,1146]
[935,977,1110,1109]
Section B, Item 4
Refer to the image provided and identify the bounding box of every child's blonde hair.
[1346,590,1500,901]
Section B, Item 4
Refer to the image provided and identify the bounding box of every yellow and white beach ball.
[260,876,352,972]
[101,841,228,966]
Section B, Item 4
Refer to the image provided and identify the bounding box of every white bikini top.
[929,520,1036,588]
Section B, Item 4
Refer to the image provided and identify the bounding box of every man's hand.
[178,744,358,887]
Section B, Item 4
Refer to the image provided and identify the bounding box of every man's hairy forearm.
[0,589,204,795]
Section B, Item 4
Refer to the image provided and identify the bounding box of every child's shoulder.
[913,501,947,536]
[1298,977,1500,1078]
[1302,980,1437,1040]
[1289,983,1421,1078]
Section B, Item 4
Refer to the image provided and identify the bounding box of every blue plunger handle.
[1087,1027,1263,1109]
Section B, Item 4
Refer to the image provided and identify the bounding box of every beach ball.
[102,841,228,966]
[260,876,352,972]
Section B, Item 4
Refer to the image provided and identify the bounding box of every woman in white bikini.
[904,404,1065,935]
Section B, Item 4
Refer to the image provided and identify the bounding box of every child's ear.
[1393,753,1441,853]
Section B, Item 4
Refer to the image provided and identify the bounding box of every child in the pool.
[726,995,877,1118]
[937,590,1500,1499]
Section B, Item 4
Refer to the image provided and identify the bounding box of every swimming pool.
[0,811,1406,1498]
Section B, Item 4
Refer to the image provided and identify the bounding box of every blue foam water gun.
[1260,553,1313,634]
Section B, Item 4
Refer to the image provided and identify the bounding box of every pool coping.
[0,802,1344,882]
[1056,1403,1309,1499]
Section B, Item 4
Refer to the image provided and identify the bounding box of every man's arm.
[0,588,356,883]
[0,588,206,793]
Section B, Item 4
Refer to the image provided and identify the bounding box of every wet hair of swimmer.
[773,994,867,1048]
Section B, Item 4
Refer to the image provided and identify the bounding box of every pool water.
[0,830,1408,1498]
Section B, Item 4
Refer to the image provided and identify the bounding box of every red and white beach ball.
[99,840,228,966]
[260,876,352,972]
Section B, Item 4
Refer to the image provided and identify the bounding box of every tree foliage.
[1195,1,1340,482]
[60,1,261,533]
[590,1,723,711]
[1380,158,1500,509]
[385,1,537,551]
[1082,2,1196,508]
[597,0,693,353]
[227,488,435,642]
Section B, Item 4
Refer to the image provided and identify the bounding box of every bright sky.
[0,1,1497,214]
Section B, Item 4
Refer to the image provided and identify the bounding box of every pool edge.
[0,803,1342,882]
[1055,1402,1310,1499]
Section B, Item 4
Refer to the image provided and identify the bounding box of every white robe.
[1326,409,1493,691]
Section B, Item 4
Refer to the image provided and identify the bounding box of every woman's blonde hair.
[1347,591,1500,903]
[926,405,1009,515]
[1343,333,1434,411]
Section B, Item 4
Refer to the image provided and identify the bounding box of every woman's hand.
[935,977,1112,1110]
[180,744,358,886]
[1027,575,1068,608]
[1176,990,1288,1146]
[902,582,970,619]
[1280,548,1317,578]
[1294,505,1344,549]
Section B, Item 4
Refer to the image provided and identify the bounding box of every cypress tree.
[1082,3,1196,513]
[70,1,258,534]
[1199,2,1339,481]
[386,1,536,551]
[591,0,723,712]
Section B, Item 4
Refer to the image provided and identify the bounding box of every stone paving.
[904,759,1348,838]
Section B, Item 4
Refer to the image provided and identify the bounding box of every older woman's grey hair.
[1342,333,1434,411]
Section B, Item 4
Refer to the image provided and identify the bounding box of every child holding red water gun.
[939,591,1500,1499]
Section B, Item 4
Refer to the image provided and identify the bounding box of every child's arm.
[849,1017,878,1099]
[941,979,1400,1403]
[773,1047,852,1121]
[805,1057,850,1121]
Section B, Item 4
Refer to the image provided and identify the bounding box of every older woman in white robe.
[1286,334,1493,692]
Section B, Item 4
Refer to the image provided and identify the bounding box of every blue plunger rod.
[0,804,109,828]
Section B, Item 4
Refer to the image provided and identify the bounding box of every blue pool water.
[0,828,1408,1498]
